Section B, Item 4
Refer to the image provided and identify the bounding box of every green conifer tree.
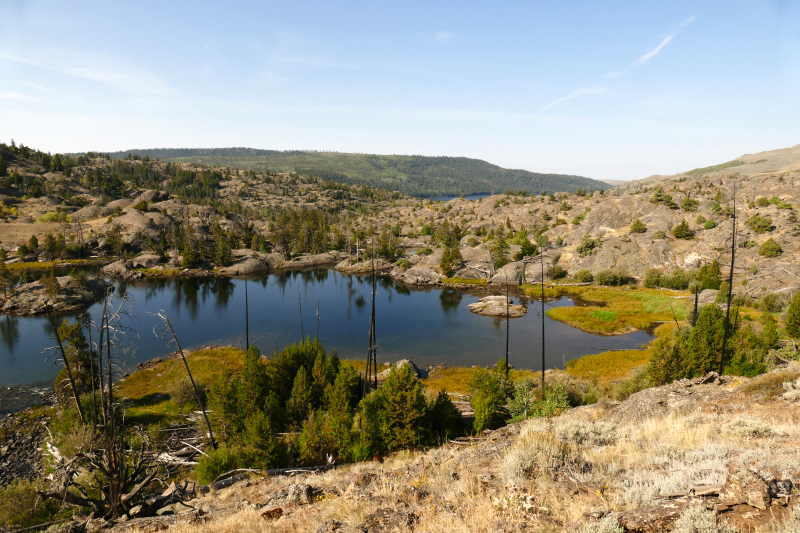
[686,305,727,376]
[786,292,800,339]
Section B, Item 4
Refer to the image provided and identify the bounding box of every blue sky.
[1,1,798,181]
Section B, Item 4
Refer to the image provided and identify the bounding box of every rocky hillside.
[1,142,799,301]
[17,365,795,533]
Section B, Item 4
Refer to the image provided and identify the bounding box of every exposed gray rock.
[468,295,527,318]
[282,251,347,269]
[378,359,427,380]
[391,265,442,285]
[490,262,523,285]
[219,256,269,276]
[131,253,163,269]
[1,277,113,316]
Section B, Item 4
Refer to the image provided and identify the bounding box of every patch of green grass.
[528,285,689,334]
[442,277,488,285]
[590,310,617,322]
[116,346,246,428]
[7,259,106,271]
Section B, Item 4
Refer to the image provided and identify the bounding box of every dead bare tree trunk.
[157,312,218,450]
[49,317,86,425]
[719,181,737,375]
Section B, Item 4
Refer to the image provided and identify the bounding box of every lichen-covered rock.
[719,469,771,510]
[468,295,527,318]
[355,508,418,533]
[219,256,269,276]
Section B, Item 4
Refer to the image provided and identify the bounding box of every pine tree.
[630,219,647,233]
[786,292,800,339]
[286,366,313,427]
[686,305,727,376]
[214,234,232,266]
[380,364,429,450]
[672,219,694,239]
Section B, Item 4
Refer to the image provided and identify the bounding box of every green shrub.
[469,366,512,433]
[594,269,629,286]
[576,269,593,283]
[0,479,65,530]
[758,238,782,257]
[756,197,770,207]
[195,445,241,484]
[396,258,411,270]
[419,247,433,256]
[695,215,707,224]
[681,197,699,212]
[427,389,462,442]
[672,219,694,239]
[653,230,666,239]
[548,265,567,279]
[786,292,800,339]
[649,187,678,208]
[687,305,726,376]
[697,260,722,290]
[577,235,600,257]
[746,215,773,234]
[703,219,716,230]
[508,380,570,422]
[629,219,647,233]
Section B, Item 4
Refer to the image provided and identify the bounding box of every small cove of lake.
[0,268,653,389]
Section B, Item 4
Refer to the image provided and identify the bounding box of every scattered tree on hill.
[672,219,694,239]
[440,245,463,277]
[630,219,646,233]
[0,155,6,177]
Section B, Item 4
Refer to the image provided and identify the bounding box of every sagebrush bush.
[724,419,772,439]
[555,419,617,446]
[581,515,623,533]
[576,269,593,283]
[508,380,571,422]
[671,503,737,533]
[501,429,582,484]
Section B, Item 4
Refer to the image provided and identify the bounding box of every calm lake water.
[0,269,653,389]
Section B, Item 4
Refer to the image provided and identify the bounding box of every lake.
[0,268,653,389]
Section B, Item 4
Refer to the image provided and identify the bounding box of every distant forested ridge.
[103,148,610,197]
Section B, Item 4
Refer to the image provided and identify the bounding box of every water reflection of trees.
[0,316,20,355]
[439,289,463,314]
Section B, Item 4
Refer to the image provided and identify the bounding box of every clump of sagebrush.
[724,418,772,439]
[501,428,583,485]
[555,419,617,446]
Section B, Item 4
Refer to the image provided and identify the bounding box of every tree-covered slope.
[106,148,610,197]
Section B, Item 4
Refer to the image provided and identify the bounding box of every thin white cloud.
[0,91,37,103]
[0,51,178,96]
[434,31,456,45]
[630,34,675,68]
[605,15,696,77]
[541,86,606,112]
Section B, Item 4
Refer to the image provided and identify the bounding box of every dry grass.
[123,375,800,533]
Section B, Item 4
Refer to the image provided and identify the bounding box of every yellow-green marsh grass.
[523,284,689,335]
[7,259,107,271]
[421,367,537,395]
[565,323,674,387]
[116,346,246,427]
[441,277,488,285]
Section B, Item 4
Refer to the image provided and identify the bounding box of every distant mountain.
[105,148,611,198]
